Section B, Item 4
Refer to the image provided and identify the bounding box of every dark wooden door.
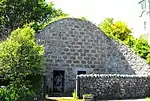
[53,70,64,92]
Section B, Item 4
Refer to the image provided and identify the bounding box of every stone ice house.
[35,18,150,95]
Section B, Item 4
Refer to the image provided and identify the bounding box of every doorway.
[53,70,65,92]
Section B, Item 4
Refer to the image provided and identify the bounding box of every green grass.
[146,97,150,101]
[45,98,83,101]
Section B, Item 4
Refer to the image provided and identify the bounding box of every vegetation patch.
[99,18,150,64]
[0,26,44,101]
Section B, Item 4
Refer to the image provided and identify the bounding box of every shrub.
[72,89,78,100]
[133,38,150,64]
[0,86,16,101]
[98,18,132,42]
[0,26,44,100]
[99,18,150,64]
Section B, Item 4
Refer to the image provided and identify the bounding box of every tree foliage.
[0,0,67,100]
[30,15,69,32]
[99,18,150,64]
[0,0,67,40]
[133,38,150,64]
[0,26,44,100]
[98,18,132,42]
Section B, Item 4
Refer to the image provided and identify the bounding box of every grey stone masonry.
[76,74,150,100]
[35,18,150,94]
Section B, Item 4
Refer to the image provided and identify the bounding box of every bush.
[99,18,150,64]
[98,18,132,42]
[0,26,44,100]
[133,38,150,64]
[72,89,78,100]
[0,86,16,101]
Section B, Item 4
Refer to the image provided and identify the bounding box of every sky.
[46,0,142,37]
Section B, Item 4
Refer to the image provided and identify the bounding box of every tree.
[98,18,132,42]
[0,0,67,40]
[98,18,150,64]
[0,26,44,100]
[30,14,69,32]
[133,37,150,64]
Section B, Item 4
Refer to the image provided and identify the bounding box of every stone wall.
[35,18,150,94]
[76,74,150,100]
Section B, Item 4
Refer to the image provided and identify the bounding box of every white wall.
[139,0,150,44]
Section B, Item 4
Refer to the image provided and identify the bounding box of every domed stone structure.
[35,18,150,96]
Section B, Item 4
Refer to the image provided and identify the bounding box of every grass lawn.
[146,98,150,101]
[45,99,83,101]
[47,99,83,101]
[45,97,150,101]
[45,97,83,101]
